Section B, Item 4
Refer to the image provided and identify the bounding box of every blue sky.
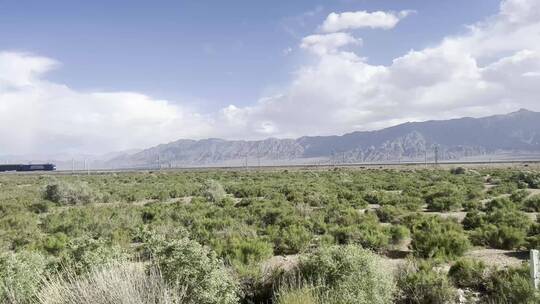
[0,0,499,110]
[1,0,539,155]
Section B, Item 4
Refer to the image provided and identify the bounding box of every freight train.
[0,164,56,172]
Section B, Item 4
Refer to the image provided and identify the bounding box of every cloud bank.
[1,0,540,155]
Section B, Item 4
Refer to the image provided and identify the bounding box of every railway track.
[4,159,538,175]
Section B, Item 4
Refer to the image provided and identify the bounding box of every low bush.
[483,265,539,303]
[513,172,540,189]
[330,213,390,251]
[273,224,313,255]
[510,189,530,203]
[0,251,47,304]
[470,209,532,250]
[450,167,466,175]
[376,205,408,223]
[524,194,540,212]
[428,196,462,212]
[203,180,227,203]
[44,181,108,205]
[448,258,487,290]
[424,182,465,212]
[389,225,410,246]
[471,224,527,250]
[462,199,482,211]
[58,236,128,274]
[462,211,485,230]
[295,245,395,304]
[396,259,457,304]
[484,197,516,212]
[149,236,239,304]
[409,216,470,260]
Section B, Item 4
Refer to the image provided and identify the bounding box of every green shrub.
[483,265,539,303]
[462,211,485,230]
[424,183,464,211]
[471,224,527,250]
[409,216,470,260]
[42,232,69,255]
[295,245,395,304]
[274,224,313,255]
[203,180,227,203]
[448,259,487,290]
[44,181,107,205]
[149,236,239,304]
[510,189,530,203]
[524,194,540,212]
[428,196,462,212]
[389,225,410,246]
[484,197,517,212]
[58,236,128,274]
[28,201,50,214]
[396,259,457,304]
[462,199,482,211]
[376,205,408,223]
[0,251,47,304]
[513,172,540,189]
[470,209,532,249]
[450,167,466,175]
[488,182,518,196]
[219,237,274,266]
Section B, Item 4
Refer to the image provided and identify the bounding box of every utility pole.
[434,145,439,166]
[157,154,161,170]
[84,159,90,175]
[257,146,261,168]
[72,158,75,174]
[531,250,539,290]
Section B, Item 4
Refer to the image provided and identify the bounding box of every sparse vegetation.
[0,167,539,303]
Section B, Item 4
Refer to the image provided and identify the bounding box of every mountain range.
[109,109,540,168]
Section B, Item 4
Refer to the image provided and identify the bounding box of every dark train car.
[0,164,56,172]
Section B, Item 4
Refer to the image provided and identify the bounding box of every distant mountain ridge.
[110,109,540,168]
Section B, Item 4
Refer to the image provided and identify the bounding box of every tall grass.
[36,261,186,304]
[275,282,325,304]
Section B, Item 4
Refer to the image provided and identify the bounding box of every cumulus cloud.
[300,32,361,55]
[320,10,413,33]
[2,0,540,155]
[221,0,540,137]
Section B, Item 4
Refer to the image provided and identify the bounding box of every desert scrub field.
[1,167,540,303]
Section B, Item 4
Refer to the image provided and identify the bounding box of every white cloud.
[320,10,413,33]
[300,32,361,55]
[0,52,57,88]
[0,52,214,155]
[220,0,540,137]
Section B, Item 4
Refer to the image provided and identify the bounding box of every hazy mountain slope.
[110,109,540,167]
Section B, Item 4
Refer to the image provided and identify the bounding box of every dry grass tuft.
[37,261,186,304]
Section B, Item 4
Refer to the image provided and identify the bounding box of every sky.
[0,0,539,155]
